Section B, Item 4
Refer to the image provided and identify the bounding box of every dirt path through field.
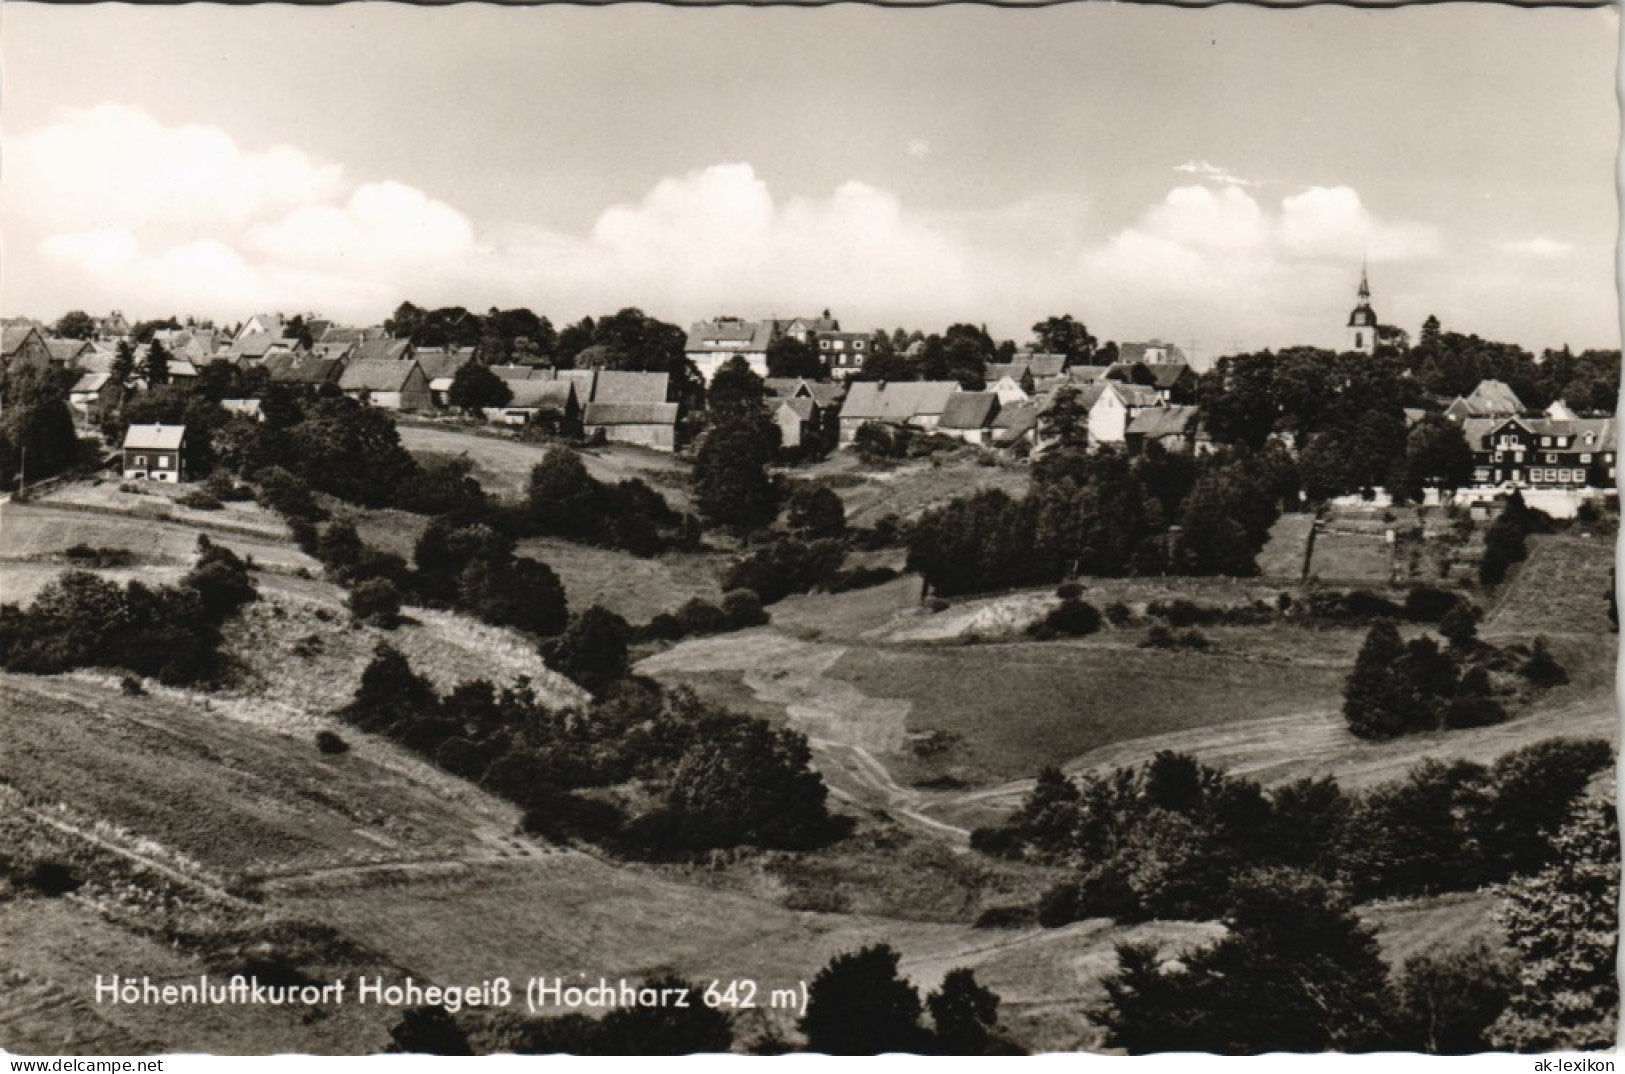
[637,632,977,841]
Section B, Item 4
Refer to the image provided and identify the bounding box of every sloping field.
[1255,512,1314,582]
[829,641,1349,785]
[514,538,725,624]
[1483,534,1615,637]
[226,574,588,717]
[0,674,533,878]
[813,456,1030,528]
[396,423,692,508]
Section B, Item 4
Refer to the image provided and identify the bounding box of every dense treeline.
[972,738,1611,922]
[0,363,84,488]
[0,537,257,684]
[907,445,1292,596]
[1092,794,1618,1054]
[341,646,840,857]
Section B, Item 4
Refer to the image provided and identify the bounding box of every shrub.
[1028,600,1102,640]
[178,489,224,511]
[347,579,403,626]
[1404,586,1460,622]
[1056,582,1084,602]
[120,676,145,696]
[1443,695,1507,729]
[720,589,768,629]
[1140,625,1176,649]
[315,730,350,755]
[1104,601,1132,626]
[1520,639,1567,687]
[823,565,900,594]
[63,544,135,568]
[24,860,82,897]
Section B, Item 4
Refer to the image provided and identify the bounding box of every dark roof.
[839,381,959,422]
[46,339,92,364]
[339,359,423,393]
[764,378,845,407]
[686,318,775,352]
[489,363,543,381]
[593,370,669,405]
[1,325,45,355]
[583,402,679,426]
[264,353,344,385]
[991,400,1042,440]
[353,339,414,364]
[939,392,1000,430]
[505,380,577,409]
[414,348,475,381]
[1127,405,1200,438]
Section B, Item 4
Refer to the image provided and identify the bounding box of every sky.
[2,3,1619,360]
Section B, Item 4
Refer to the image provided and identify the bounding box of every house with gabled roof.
[1444,379,1525,422]
[836,380,960,446]
[990,400,1043,452]
[122,424,188,483]
[685,318,776,384]
[352,339,415,365]
[936,392,1001,445]
[1461,415,1617,492]
[1089,381,1164,447]
[414,348,477,408]
[484,379,581,429]
[69,372,123,419]
[764,377,846,410]
[1118,340,1188,365]
[227,331,290,364]
[338,358,431,411]
[264,352,346,390]
[1125,405,1206,455]
[45,338,94,368]
[94,311,132,340]
[815,332,872,380]
[774,396,820,451]
[2,325,52,371]
[238,313,285,341]
[582,370,677,450]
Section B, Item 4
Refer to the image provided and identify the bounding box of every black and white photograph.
[0,0,1619,1059]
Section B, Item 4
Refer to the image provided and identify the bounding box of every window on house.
[1582,453,1593,464]
[158,455,170,468]
[134,455,146,468]
[1545,454,1557,464]
[1542,437,1551,446]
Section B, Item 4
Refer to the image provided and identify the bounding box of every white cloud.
[1497,237,1574,259]
[907,138,932,160]
[8,102,344,231]
[1172,160,1257,187]
[1075,183,1440,350]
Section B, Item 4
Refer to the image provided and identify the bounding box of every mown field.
[395,422,693,508]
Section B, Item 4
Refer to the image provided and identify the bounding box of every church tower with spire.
[1346,264,1378,355]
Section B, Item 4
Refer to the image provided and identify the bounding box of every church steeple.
[1347,263,1378,354]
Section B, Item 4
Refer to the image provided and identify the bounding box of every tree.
[666,713,831,850]
[926,969,1002,1054]
[1343,621,1431,739]
[387,1007,472,1055]
[595,976,734,1054]
[110,340,138,389]
[693,406,779,534]
[706,354,766,419]
[1438,602,1479,648]
[52,310,96,340]
[786,485,846,539]
[799,945,929,1055]
[1393,940,1517,1054]
[766,335,824,380]
[1093,868,1398,1053]
[143,338,171,388]
[446,362,512,413]
[1398,415,1474,502]
[543,605,630,696]
[1038,385,1089,451]
[1030,314,1096,362]
[1490,801,1619,1051]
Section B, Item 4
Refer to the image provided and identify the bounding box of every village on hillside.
[0,265,1618,1057]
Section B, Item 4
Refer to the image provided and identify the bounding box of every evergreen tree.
[1490,801,1619,1051]
[926,969,1003,1054]
[143,338,171,387]
[1343,621,1425,739]
[800,945,929,1055]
